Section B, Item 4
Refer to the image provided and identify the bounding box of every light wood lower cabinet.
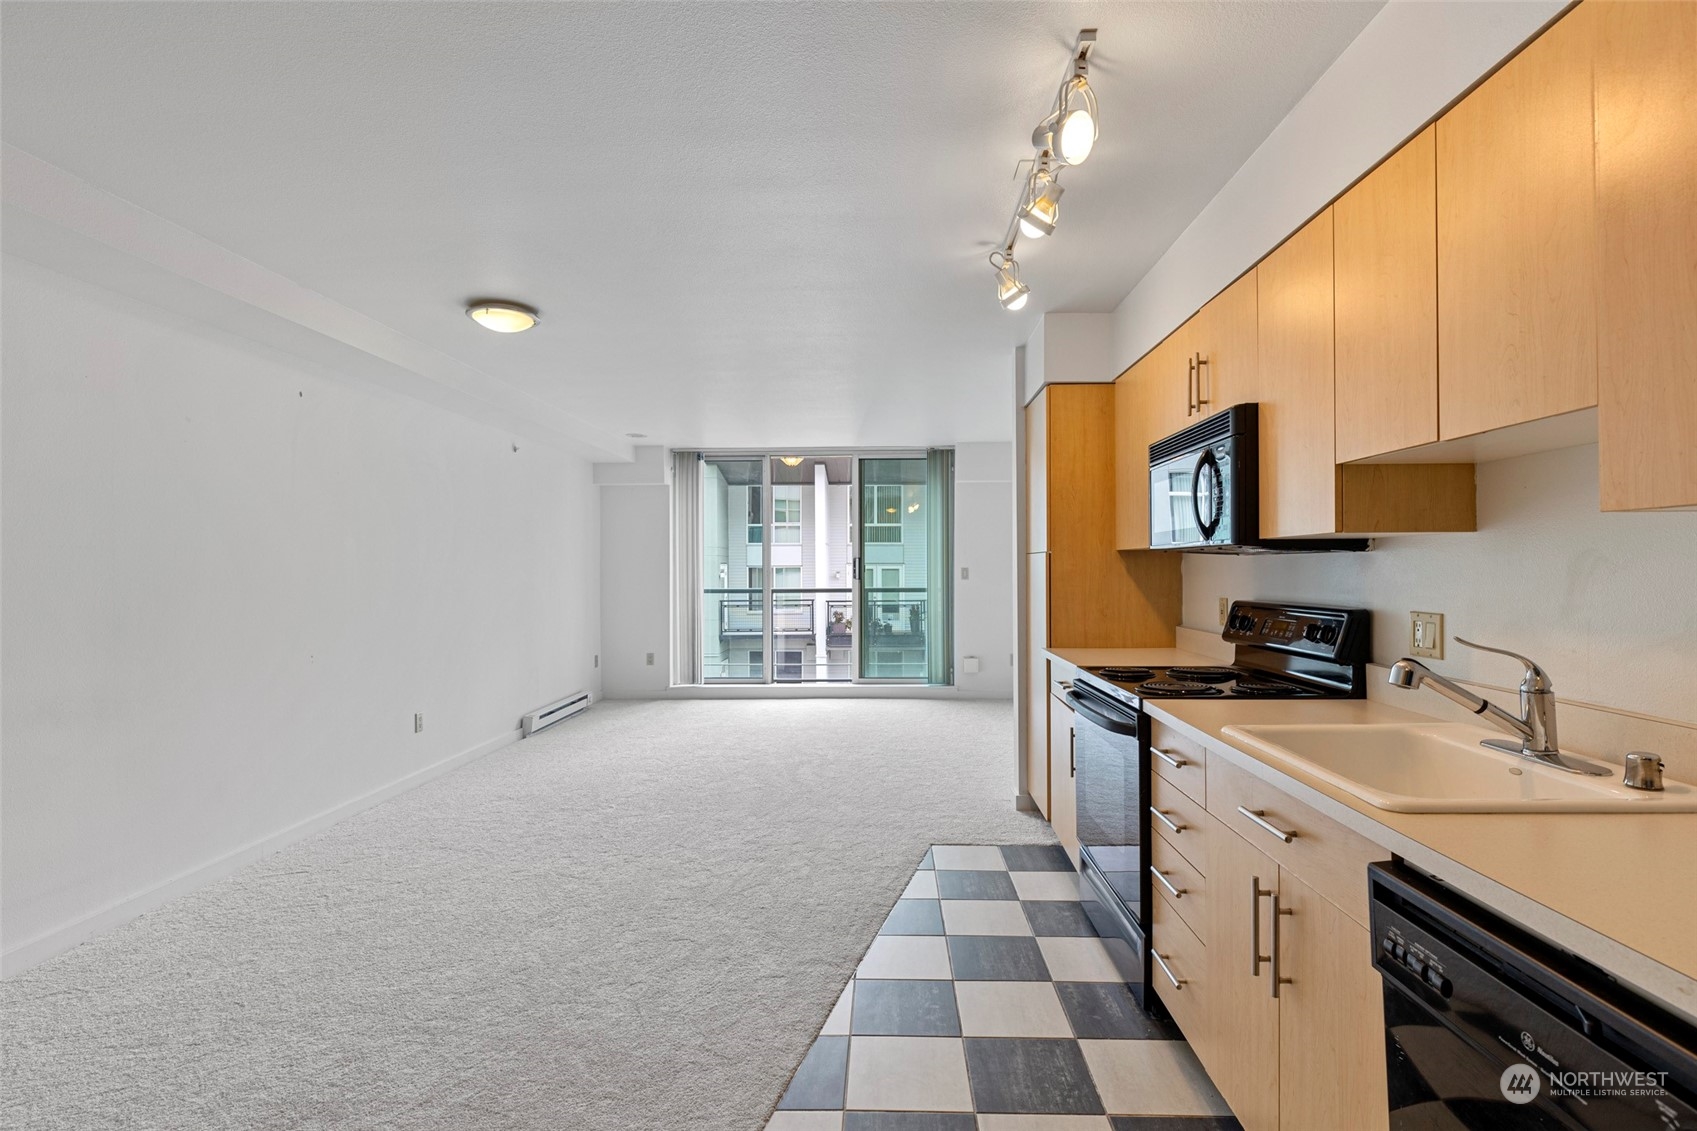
[1048,692,1078,867]
[1205,825,1281,1131]
[1276,870,1389,1131]
[1144,745,1393,1131]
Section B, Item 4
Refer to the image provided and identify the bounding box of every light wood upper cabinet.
[1257,210,1339,539]
[1436,4,1598,440]
[1191,269,1259,421]
[1276,869,1390,1131]
[1030,383,1181,647]
[1113,352,1157,551]
[1594,0,1697,511]
[1335,127,1439,462]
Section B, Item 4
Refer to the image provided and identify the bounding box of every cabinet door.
[1595,0,1697,511]
[1335,127,1439,461]
[1276,871,1389,1131]
[1437,4,1597,440]
[1113,366,1151,551]
[1191,269,1258,419]
[1205,828,1281,1131]
[1025,558,1050,817]
[1257,209,1339,539]
[1048,694,1078,867]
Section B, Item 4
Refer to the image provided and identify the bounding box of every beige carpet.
[1,698,1050,1130]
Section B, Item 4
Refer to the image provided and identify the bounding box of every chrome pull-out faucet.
[1388,638,1609,776]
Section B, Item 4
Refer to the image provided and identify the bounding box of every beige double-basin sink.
[1220,722,1697,813]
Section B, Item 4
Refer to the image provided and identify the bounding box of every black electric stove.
[1066,601,1370,1016]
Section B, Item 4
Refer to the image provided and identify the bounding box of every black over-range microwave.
[1147,403,1365,553]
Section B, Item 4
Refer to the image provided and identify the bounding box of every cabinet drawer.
[1149,773,1210,876]
[1151,830,1207,944]
[1150,888,1207,1039]
[1149,718,1207,805]
[1208,758,1386,928]
[1050,662,1077,701]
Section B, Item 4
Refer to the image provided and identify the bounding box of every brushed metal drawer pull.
[1236,805,1297,844]
[1150,806,1186,835]
[1150,865,1186,899]
[1153,949,1186,990]
[1152,747,1188,769]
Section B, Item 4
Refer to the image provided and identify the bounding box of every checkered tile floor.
[765,845,1241,1130]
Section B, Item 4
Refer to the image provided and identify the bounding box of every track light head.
[1018,172,1064,240]
[993,253,1030,312]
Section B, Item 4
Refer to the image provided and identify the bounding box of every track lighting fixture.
[986,29,1099,310]
[991,251,1030,311]
[1018,165,1065,240]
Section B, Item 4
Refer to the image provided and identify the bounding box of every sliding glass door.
[696,450,950,685]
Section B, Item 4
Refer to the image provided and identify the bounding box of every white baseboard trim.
[1,727,522,979]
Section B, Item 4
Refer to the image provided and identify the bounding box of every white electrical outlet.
[1219,597,1230,626]
[1410,612,1444,659]
[645,652,655,666]
[414,713,424,733]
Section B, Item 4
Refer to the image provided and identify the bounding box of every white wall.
[1,257,602,972]
[597,444,1015,700]
[1183,446,1697,726]
[953,442,1015,700]
[1111,0,1567,373]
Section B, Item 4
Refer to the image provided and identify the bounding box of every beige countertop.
[1141,695,1697,1023]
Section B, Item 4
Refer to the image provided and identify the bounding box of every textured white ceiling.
[2,2,1382,451]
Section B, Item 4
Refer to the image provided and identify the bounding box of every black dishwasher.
[1371,862,1697,1129]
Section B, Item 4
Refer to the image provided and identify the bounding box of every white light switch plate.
[1410,611,1444,659]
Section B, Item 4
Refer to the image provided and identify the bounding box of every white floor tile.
[1035,937,1123,982]
[976,1117,1112,1131]
[939,899,1032,937]
[953,981,1072,1038]
[856,936,953,980]
[765,1113,843,1131]
[1078,1039,1234,1116]
[820,980,853,1036]
[901,871,939,900]
[1009,871,1080,901]
[844,1036,973,1112]
[932,845,1008,871]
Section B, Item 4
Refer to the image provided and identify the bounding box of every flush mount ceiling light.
[780,456,804,467]
[466,301,540,333]
[986,29,1098,311]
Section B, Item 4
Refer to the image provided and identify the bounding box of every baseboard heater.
[521,690,591,737]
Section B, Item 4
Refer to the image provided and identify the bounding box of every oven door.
[1149,437,1236,549]
[1067,683,1152,1005]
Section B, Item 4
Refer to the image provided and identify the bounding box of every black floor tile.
[776,1034,848,1110]
[850,979,961,1036]
[946,935,1050,981]
[1000,844,1074,872]
[963,1037,1104,1114]
[1055,982,1179,1040]
[845,1112,976,1131]
[935,869,1018,900]
[918,848,934,870]
[1022,900,1098,937]
[1109,1118,1243,1130]
[879,899,945,936]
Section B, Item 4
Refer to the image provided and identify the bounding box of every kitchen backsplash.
[1181,443,1696,729]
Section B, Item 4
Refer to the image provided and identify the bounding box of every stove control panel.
[1223,601,1369,663]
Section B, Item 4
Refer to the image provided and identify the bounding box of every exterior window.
[865,484,903,543]
[774,566,800,589]
[748,567,762,589]
[777,649,803,680]
[773,486,802,544]
[747,649,764,677]
[747,489,762,545]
